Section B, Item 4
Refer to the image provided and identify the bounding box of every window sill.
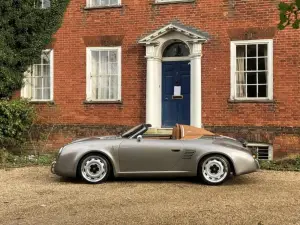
[153,0,195,5]
[29,101,55,105]
[84,5,123,10]
[83,100,123,105]
[228,99,275,104]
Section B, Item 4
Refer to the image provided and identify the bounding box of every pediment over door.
[138,21,210,45]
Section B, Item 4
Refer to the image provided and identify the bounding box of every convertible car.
[51,124,259,185]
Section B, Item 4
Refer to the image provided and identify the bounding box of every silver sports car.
[51,124,259,185]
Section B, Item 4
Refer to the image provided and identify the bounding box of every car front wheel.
[199,155,230,185]
[79,154,110,184]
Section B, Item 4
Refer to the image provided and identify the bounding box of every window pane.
[236,58,245,71]
[247,45,256,57]
[258,72,267,84]
[258,44,268,57]
[43,88,50,99]
[258,58,267,70]
[163,42,190,57]
[247,85,257,97]
[100,76,109,99]
[110,63,118,75]
[110,75,118,99]
[90,0,99,6]
[109,51,117,63]
[35,77,43,88]
[247,72,257,84]
[110,0,118,5]
[44,0,50,8]
[236,85,246,97]
[91,51,99,75]
[100,51,108,75]
[42,51,50,64]
[34,89,43,100]
[247,58,256,71]
[258,85,267,97]
[236,45,245,57]
[101,0,109,5]
[236,72,246,84]
[43,77,50,88]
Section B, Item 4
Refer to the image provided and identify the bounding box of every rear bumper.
[234,154,260,176]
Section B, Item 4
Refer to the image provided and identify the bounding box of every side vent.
[183,150,196,159]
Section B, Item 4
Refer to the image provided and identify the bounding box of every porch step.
[146,128,173,135]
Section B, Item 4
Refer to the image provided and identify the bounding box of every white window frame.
[230,39,273,101]
[21,49,54,102]
[86,47,122,102]
[86,0,121,8]
[247,143,273,160]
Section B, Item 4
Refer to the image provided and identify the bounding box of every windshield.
[121,124,151,138]
[122,124,145,138]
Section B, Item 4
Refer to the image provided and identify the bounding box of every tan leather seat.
[172,124,181,140]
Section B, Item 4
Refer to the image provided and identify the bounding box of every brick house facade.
[21,0,300,158]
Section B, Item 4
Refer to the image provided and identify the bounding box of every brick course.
[26,0,300,156]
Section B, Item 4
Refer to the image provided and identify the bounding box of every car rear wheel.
[79,154,110,184]
[199,155,230,185]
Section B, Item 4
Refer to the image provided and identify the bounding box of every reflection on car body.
[51,124,259,185]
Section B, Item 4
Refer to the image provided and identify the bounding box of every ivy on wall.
[0,0,70,98]
[278,1,300,29]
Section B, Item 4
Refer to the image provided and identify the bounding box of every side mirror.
[137,135,142,142]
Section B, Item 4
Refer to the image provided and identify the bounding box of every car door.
[118,138,183,172]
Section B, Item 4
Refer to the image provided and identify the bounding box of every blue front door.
[162,61,191,127]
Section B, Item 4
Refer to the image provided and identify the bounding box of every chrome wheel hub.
[202,158,227,183]
[81,156,107,183]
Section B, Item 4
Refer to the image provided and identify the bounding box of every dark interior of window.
[163,42,190,57]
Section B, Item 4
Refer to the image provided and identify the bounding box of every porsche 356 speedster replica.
[51,124,259,185]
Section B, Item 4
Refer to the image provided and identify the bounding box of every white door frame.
[139,27,208,128]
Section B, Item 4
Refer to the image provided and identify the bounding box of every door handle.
[165,97,168,100]
[171,149,180,152]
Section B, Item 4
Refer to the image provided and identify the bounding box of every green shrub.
[0,99,35,148]
[260,155,300,171]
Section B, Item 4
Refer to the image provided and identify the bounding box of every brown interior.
[172,124,215,140]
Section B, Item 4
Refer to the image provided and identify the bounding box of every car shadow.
[54,174,258,186]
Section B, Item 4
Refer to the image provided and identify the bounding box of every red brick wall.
[26,0,300,155]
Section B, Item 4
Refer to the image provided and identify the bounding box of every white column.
[190,42,203,128]
[145,44,161,128]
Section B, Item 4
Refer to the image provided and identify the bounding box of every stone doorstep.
[146,128,173,135]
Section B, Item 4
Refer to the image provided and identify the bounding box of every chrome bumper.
[51,161,56,174]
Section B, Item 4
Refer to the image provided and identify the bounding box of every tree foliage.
[0,0,70,98]
[278,0,300,29]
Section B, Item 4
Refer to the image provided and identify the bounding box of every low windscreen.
[121,124,144,138]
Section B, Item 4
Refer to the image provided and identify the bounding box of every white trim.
[86,0,121,8]
[230,39,273,100]
[50,50,54,101]
[86,46,122,102]
[162,56,191,62]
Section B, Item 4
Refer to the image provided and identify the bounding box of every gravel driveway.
[0,167,300,225]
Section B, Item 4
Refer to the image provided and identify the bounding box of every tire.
[78,154,110,184]
[198,154,231,185]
